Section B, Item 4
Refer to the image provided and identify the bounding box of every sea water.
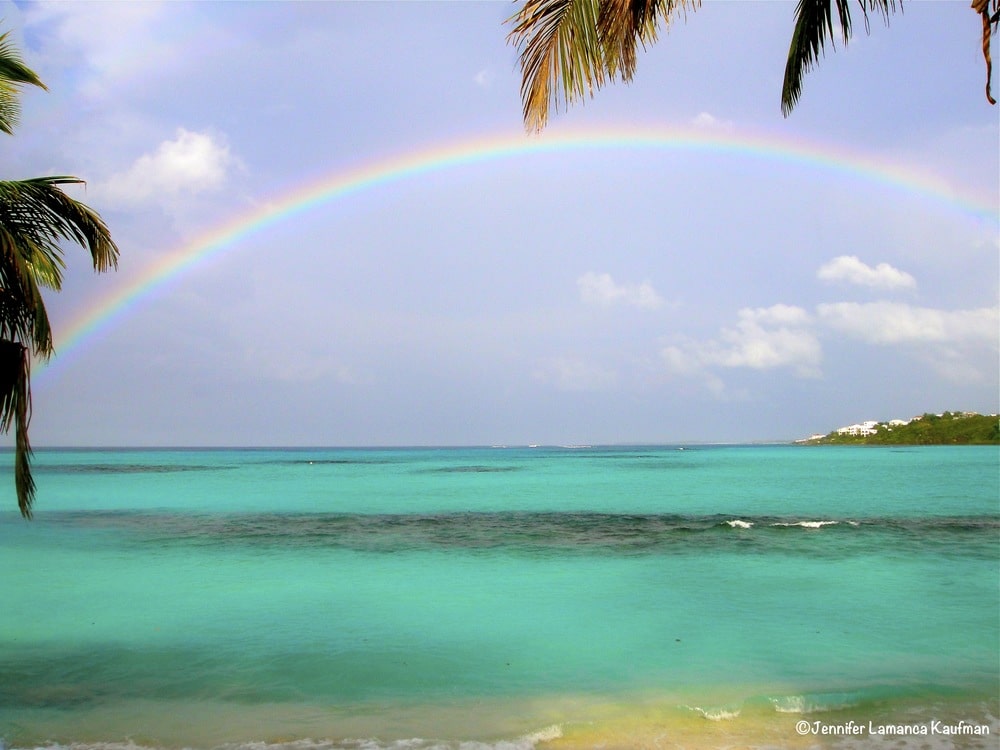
[0,445,997,749]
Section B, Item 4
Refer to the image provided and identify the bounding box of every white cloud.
[817,255,917,290]
[921,346,993,385]
[691,111,734,130]
[710,306,822,376]
[742,304,812,327]
[817,302,999,345]
[97,129,236,207]
[473,68,492,88]
[661,343,704,377]
[577,272,664,310]
[534,357,617,392]
[663,305,822,379]
[23,2,173,100]
[664,300,998,390]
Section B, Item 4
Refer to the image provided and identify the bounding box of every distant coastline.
[798,411,1000,445]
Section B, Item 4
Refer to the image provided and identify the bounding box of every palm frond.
[0,338,34,517]
[0,30,46,136]
[0,226,54,357]
[0,177,120,277]
[599,0,697,83]
[782,0,899,116]
[508,0,699,130]
[0,177,118,363]
[972,0,1000,104]
[782,0,851,117]
[507,0,606,132]
[598,0,657,81]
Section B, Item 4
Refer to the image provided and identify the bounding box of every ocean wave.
[17,510,997,559]
[765,690,866,714]
[681,704,742,720]
[5,728,564,750]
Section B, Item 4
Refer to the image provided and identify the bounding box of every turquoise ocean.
[1,445,997,749]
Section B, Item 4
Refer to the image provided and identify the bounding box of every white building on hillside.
[836,421,880,436]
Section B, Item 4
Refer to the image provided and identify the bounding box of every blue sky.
[3,0,998,446]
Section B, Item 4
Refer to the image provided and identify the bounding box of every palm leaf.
[0,177,119,277]
[0,30,46,136]
[0,225,54,357]
[972,0,1000,104]
[782,0,897,116]
[598,0,697,83]
[0,177,118,358]
[507,0,607,132]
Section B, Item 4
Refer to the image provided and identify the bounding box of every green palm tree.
[507,0,1000,131]
[0,31,119,518]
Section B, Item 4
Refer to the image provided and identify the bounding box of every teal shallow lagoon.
[1,445,997,749]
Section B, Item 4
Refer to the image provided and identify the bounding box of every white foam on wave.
[517,725,563,745]
[767,693,861,714]
[8,728,564,750]
[725,519,754,529]
[771,520,839,529]
[362,733,568,750]
[769,694,808,713]
[682,704,742,721]
[460,724,562,750]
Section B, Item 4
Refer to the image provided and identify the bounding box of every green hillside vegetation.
[807,412,1000,445]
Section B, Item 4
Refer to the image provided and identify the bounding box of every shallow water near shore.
[1,445,997,749]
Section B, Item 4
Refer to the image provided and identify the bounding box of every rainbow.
[39,124,998,377]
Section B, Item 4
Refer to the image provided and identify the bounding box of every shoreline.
[5,685,998,750]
